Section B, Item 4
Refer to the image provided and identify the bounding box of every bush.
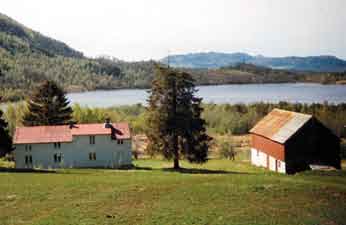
[219,140,236,160]
[341,140,346,159]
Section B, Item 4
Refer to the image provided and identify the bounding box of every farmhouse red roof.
[250,109,312,144]
[14,126,73,144]
[14,123,131,144]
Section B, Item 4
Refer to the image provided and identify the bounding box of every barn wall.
[285,118,341,173]
[269,156,276,171]
[251,148,267,167]
[276,159,286,173]
[251,148,286,173]
[251,134,285,161]
[14,135,132,169]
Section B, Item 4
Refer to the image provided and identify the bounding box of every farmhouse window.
[54,142,61,149]
[54,153,63,163]
[277,160,281,167]
[257,149,259,156]
[89,136,96,144]
[25,155,33,164]
[117,140,123,144]
[89,152,96,160]
[25,145,32,151]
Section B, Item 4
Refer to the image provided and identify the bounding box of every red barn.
[250,109,341,174]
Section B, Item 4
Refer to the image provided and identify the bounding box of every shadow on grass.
[133,166,250,175]
[300,169,346,177]
[162,167,250,175]
[0,165,251,175]
[0,167,56,173]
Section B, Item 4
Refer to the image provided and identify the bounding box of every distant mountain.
[162,52,253,69]
[161,52,346,72]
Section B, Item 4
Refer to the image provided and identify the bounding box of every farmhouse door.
[113,151,122,167]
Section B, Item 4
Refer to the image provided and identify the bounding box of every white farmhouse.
[13,121,132,169]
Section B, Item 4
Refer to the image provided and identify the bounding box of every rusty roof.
[250,109,312,144]
[14,123,131,144]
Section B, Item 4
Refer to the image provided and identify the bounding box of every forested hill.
[0,13,83,58]
[161,52,346,72]
[0,13,156,102]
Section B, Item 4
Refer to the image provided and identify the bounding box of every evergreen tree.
[146,65,212,169]
[22,80,73,126]
[0,109,12,157]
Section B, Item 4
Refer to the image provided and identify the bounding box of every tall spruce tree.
[146,65,212,169]
[0,109,12,157]
[22,80,73,126]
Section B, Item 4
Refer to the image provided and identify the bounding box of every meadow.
[1,159,346,225]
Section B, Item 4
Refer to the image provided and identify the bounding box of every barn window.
[54,153,63,163]
[89,152,96,160]
[54,142,61,149]
[89,136,95,145]
[117,140,123,145]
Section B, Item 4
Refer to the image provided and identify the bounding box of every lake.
[66,83,346,107]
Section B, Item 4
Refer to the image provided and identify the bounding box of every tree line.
[4,99,346,139]
[4,99,346,138]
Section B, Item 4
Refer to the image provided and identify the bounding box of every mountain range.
[161,52,346,72]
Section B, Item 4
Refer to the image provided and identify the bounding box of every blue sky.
[2,0,346,61]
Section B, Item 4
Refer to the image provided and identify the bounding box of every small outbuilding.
[250,109,341,174]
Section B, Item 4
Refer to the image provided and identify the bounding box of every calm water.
[66,83,346,107]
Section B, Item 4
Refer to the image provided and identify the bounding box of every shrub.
[219,140,236,160]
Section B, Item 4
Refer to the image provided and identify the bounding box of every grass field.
[1,159,346,225]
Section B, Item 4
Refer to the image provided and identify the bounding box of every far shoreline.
[65,81,345,95]
[1,82,346,108]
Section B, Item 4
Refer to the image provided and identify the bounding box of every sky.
[1,0,346,61]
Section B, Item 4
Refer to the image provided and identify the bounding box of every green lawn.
[0,159,346,225]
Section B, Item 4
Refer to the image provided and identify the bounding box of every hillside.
[0,13,160,102]
[0,13,83,58]
[162,52,346,72]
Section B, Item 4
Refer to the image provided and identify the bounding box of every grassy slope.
[0,159,346,225]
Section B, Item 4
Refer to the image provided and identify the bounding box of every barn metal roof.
[250,109,312,144]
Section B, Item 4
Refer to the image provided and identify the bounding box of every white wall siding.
[251,148,286,174]
[277,160,286,173]
[269,156,276,171]
[251,148,267,168]
[14,135,132,169]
